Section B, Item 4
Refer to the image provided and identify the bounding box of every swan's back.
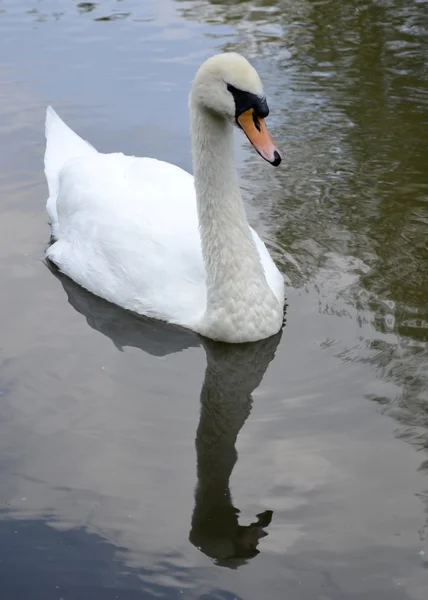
[44,108,207,326]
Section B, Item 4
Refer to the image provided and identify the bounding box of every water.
[0,0,427,598]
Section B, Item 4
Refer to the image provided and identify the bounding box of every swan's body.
[45,53,285,343]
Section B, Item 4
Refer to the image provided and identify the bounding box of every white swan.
[44,52,285,343]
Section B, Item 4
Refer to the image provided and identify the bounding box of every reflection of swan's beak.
[237,108,282,166]
[233,509,273,551]
[213,511,274,568]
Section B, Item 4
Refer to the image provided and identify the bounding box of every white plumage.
[44,53,285,343]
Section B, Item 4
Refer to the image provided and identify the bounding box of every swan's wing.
[46,151,207,326]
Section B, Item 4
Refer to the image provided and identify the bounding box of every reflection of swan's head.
[190,52,281,166]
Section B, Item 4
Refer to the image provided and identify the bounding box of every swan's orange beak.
[237,108,282,167]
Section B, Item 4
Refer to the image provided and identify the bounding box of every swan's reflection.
[49,262,201,356]
[50,265,282,569]
[191,335,281,568]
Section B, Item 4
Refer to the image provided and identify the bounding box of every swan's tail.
[44,106,97,199]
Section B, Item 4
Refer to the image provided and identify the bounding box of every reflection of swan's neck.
[189,98,278,342]
[196,371,253,497]
[191,362,253,543]
[189,335,282,564]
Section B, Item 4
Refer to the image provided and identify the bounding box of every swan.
[44,52,285,343]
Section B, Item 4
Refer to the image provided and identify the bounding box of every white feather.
[44,54,285,343]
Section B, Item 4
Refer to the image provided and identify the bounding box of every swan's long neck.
[190,99,279,342]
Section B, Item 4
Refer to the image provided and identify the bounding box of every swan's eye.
[227,83,269,120]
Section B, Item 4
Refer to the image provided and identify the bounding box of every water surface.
[0,1,427,598]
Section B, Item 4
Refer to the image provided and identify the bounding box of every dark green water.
[0,1,427,598]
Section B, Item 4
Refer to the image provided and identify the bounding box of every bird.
[44,52,285,343]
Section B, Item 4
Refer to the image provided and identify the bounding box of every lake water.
[0,1,427,598]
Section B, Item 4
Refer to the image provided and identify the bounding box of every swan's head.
[191,53,281,167]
